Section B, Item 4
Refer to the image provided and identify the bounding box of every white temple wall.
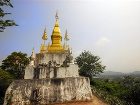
[50,68,54,78]
[24,64,79,79]
[37,53,67,65]
[57,64,79,78]
[39,68,47,79]
[24,66,34,79]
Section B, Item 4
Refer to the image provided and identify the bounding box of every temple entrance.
[30,89,40,105]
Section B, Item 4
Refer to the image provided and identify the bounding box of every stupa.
[3,13,93,105]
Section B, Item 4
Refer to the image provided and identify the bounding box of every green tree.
[1,52,29,79]
[0,69,13,104]
[75,51,105,79]
[0,0,16,32]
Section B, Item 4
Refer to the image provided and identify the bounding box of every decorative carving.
[61,54,73,67]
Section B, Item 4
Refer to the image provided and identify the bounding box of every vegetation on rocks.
[91,76,140,105]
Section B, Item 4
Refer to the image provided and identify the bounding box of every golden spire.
[48,12,64,53]
[51,12,62,39]
[42,28,47,40]
[40,28,47,53]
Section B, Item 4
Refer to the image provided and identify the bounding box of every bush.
[0,69,14,104]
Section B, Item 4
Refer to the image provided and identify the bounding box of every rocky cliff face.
[4,77,92,105]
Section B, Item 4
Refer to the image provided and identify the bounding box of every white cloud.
[96,37,110,47]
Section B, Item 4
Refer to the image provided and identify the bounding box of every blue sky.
[1,0,140,73]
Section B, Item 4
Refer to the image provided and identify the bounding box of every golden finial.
[42,27,47,40]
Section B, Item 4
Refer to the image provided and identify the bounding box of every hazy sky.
[1,0,140,73]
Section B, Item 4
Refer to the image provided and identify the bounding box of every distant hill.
[129,71,140,76]
[97,71,140,78]
[101,71,124,76]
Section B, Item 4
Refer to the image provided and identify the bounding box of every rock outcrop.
[4,77,92,105]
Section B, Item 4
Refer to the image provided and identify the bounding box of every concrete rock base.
[4,77,92,105]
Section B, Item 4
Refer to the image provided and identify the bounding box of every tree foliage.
[91,76,140,105]
[75,51,105,79]
[121,76,140,105]
[1,52,29,79]
[0,0,16,32]
[0,68,13,79]
[0,69,13,104]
